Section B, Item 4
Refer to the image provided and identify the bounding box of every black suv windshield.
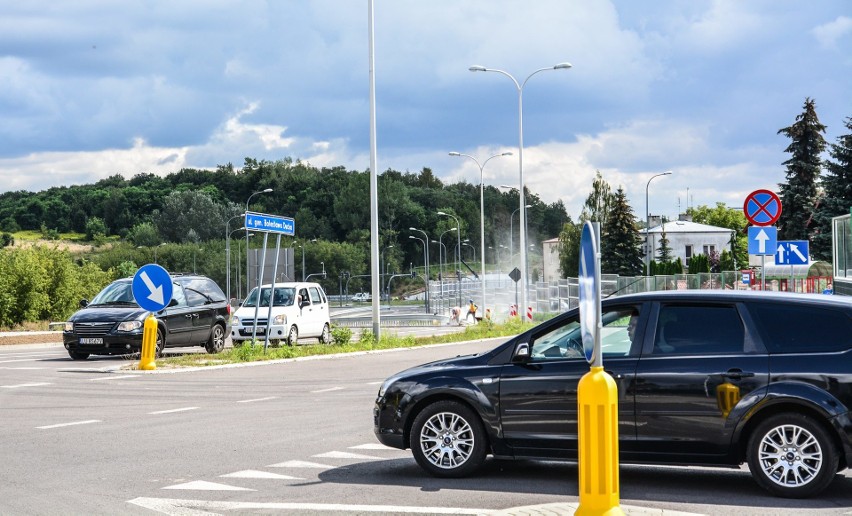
[89,281,136,305]
[243,287,296,307]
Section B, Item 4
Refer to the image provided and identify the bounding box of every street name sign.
[743,189,782,226]
[132,264,173,312]
[748,226,777,255]
[245,211,296,236]
[776,241,809,265]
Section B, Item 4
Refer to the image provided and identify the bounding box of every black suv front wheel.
[205,324,225,354]
[410,400,487,478]
[747,413,839,498]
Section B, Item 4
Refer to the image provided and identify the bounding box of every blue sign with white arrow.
[775,241,809,265]
[132,264,174,312]
[748,226,777,255]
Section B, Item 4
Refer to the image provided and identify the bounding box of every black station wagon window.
[748,302,852,354]
[653,304,744,355]
[530,307,639,361]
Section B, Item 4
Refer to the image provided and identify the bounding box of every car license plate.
[79,337,103,345]
[255,327,265,335]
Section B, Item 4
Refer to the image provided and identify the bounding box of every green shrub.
[331,324,352,345]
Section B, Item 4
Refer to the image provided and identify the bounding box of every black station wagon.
[63,273,230,360]
[374,290,852,498]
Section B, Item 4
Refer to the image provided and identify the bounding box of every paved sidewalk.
[493,502,702,515]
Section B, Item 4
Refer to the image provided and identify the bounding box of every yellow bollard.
[575,366,623,516]
[138,314,157,371]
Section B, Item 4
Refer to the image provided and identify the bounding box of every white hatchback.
[231,282,331,345]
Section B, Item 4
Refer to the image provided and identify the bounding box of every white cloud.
[813,16,852,49]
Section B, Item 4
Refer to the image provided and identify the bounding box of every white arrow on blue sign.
[775,240,809,265]
[748,226,777,255]
[132,264,174,312]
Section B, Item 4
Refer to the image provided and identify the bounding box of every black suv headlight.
[117,320,143,332]
[64,321,73,332]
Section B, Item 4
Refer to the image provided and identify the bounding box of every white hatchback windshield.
[242,287,296,307]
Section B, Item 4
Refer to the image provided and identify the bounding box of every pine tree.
[777,98,827,242]
[812,117,852,260]
[601,186,644,275]
[656,225,672,262]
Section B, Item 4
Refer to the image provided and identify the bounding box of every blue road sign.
[744,189,782,226]
[132,264,173,312]
[578,222,600,365]
[775,240,809,265]
[245,211,295,235]
[748,226,777,255]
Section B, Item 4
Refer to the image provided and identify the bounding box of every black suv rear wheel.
[747,413,839,498]
[205,324,225,354]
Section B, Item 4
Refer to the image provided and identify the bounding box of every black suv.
[63,273,230,360]
[374,290,852,498]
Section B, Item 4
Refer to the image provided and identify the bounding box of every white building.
[643,219,735,267]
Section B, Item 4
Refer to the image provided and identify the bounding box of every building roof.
[644,220,733,234]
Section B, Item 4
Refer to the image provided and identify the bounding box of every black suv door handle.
[722,369,754,380]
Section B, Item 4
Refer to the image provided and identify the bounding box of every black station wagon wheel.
[286,325,298,346]
[155,328,165,358]
[205,324,225,354]
[747,413,839,498]
[410,400,487,477]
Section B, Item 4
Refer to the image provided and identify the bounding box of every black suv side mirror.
[79,299,89,308]
[512,342,530,363]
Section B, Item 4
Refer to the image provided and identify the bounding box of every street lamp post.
[449,151,511,321]
[437,211,462,307]
[509,203,532,265]
[224,214,243,303]
[410,227,430,312]
[245,188,273,293]
[462,241,476,262]
[298,238,317,281]
[409,235,428,312]
[645,171,672,272]
[382,244,394,299]
[470,62,571,317]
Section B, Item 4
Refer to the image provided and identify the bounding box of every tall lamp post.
[462,240,476,262]
[382,244,394,299]
[409,235,428,312]
[245,188,273,294]
[437,211,462,308]
[225,214,243,303]
[410,227,431,312]
[470,62,571,317]
[449,151,512,319]
[645,171,672,272]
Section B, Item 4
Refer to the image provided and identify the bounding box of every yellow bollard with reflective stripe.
[138,314,157,371]
[575,366,623,516]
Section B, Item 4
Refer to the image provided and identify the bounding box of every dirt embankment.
[0,333,63,346]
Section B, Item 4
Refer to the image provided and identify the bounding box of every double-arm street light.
[410,227,430,312]
[645,171,672,272]
[470,62,571,317]
[408,234,428,312]
[449,151,512,319]
[438,227,457,280]
[438,211,462,308]
[244,188,273,293]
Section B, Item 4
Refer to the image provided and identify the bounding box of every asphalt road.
[2,341,851,515]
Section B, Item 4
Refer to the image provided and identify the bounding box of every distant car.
[374,290,852,498]
[352,292,371,302]
[231,282,331,345]
[63,274,230,360]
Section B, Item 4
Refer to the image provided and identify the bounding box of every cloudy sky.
[1,1,850,221]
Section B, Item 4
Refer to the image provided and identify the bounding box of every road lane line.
[0,367,45,370]
[0,359,49,364]
[349,443,398,450]
[2,382,52,389]
[89,375,136,381]
[236,396,278,403]
[128,498,492,514]
[220,470,303,480]
[313,451,383,460]
[162,481,254,491]
[149,407,199,415]
[310,386,344,393]
[37,420,101,430]
[268,460,334,469]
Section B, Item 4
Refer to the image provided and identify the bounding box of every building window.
[703,245,716,256]
[685,245,693,266]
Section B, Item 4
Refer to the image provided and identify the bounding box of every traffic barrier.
[526,306,533,321]
[509,304,517,317]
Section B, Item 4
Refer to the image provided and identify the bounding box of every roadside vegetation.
[139,318,536,369]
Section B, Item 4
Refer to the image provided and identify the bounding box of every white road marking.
[310,386,345,393]
[236,396,278,403]
[128,497,492,514]
[0,358,48,364]
[220,470,303,480]
[2,382,52,389]
[313,451,383,460]
[89,375,136,381]
[37,419,101,430]
[349,443,398,450]
[148,407,199,415]
[365,381,383,385]
[0,367,45,370]
[268,460,334,469]
[162,480,254,491]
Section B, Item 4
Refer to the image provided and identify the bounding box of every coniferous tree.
[656,225,672,263]
[777,98,826,242]
[812,117,852,260]
[601,187,644,275]
[557,221,581,278]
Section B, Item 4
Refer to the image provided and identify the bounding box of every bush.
[359,329,376,347]
[331,324,352,345]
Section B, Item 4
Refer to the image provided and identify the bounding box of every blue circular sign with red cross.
[743,189,782,226]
